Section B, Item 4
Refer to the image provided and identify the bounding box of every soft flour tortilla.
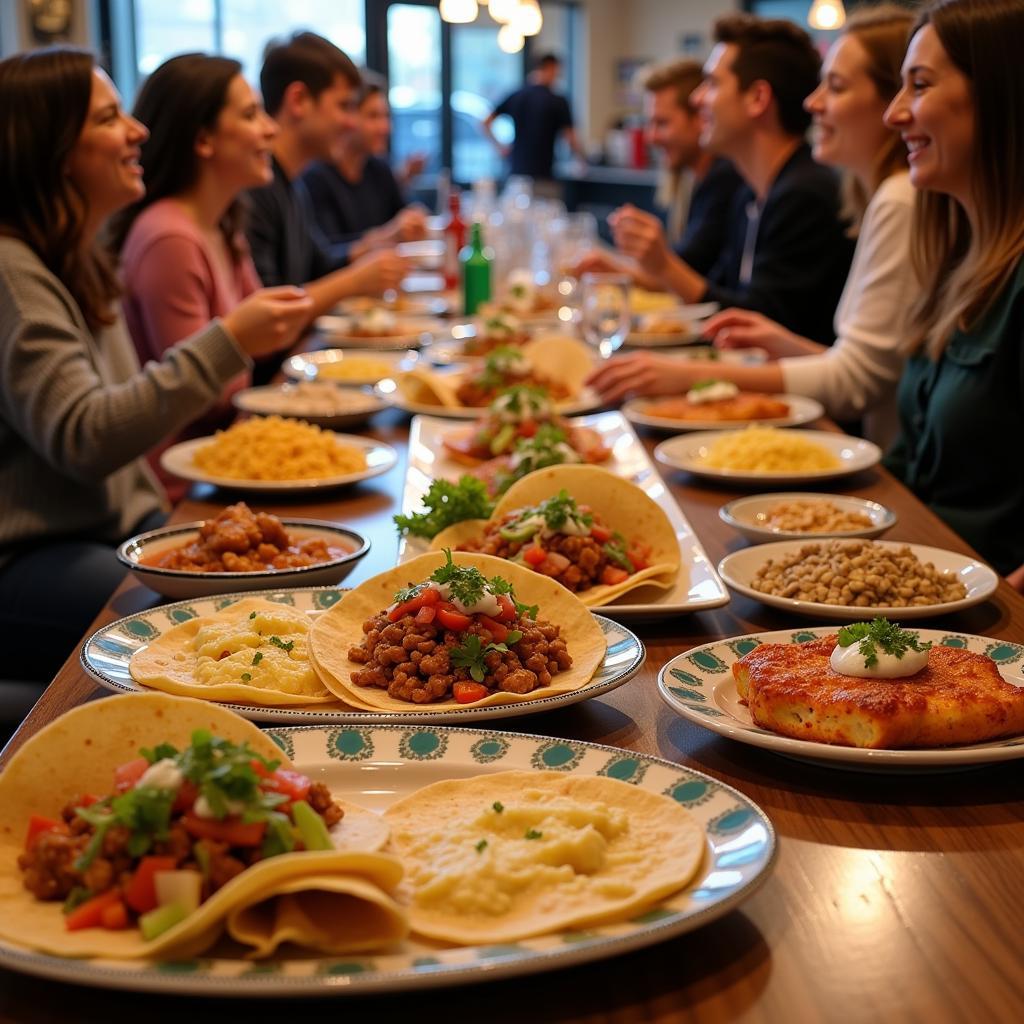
[0,693,399,959]
[394,335,593,409]
[431,464,680,606]
[308,550,607,712]
[384,771,705,944]
[129,596,334,706]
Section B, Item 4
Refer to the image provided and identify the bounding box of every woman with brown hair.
[882,0,1024,583]
[588,4,917,446]
[0,48,311,680]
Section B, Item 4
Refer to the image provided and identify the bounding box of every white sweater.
[780,172,916,446]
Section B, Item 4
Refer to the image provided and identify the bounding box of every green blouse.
[884,256,1024,575]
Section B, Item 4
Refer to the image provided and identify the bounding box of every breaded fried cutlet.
[733,635,1024,749]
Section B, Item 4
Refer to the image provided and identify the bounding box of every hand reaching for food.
[703,309,818,358]
[223,286,313,357]
[607,204,671,277]
[585,352,705,404]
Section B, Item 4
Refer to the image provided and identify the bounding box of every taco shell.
[430,464,680,606]
[0,693,401,959]
[129,596,334,706]
[308,550,607,712]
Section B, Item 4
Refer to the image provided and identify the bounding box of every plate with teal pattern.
[658,627,1024,771]
[81,587,645,725]
[0,724,775,996]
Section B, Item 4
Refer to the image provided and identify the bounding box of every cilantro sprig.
[480,346,526,389]
[393,475,494,539]
[451,634,516,683]
[495,425,579,495]
[602,532,635,573]
[837,617,932,669]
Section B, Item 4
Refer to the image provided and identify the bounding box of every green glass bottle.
[460,221,493,316]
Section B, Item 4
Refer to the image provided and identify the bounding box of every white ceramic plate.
[624,394,824,433]
[376,377,604,419]
[398,412,730,618]
[718,539,998,620]
[658,627,1024,771]
[655,429,882,486]
[314,315,441,349]
[0,723,775,995]
[81,587,644,724]
[334,293,447,316]
[160,434,399,492]
[719,492,898,543]
[283,348,418,385]
[232,382,386,429]
[115,521,370,600]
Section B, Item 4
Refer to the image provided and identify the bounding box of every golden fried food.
[641,394,790,422]
[734,635,1024,748]
[762,499,873,534]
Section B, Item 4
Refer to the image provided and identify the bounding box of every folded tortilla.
[308,550,608,713]
[431,464,680,605]
[0,693,402,959]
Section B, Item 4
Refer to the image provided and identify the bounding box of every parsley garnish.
[451,633,513,682]
[602,532,635,573]
[515,600,539,620]
[495,424,578,495]
[492,801,504,813]
[475,839,488,853]
[837,617,932,669]
[140,742,178,765]
[524,829,543,840]
[241,672,252,681]
[480,346,526,389]
[249,611,257,619]
[430,549,510,609]
[252,652,263,666]
[393,475,494,539]
[267,635,294,653]
[690,378,722,391]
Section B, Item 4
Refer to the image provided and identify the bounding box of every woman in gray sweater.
[0,48,313,681]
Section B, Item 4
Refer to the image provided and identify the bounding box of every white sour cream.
[193,795,247,820]
[686,381,739,404]
[505,269,536,313]
[137,758,184,792]
[830,642,929,679]
[492,389,551,423]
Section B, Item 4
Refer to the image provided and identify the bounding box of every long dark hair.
[108,53,247,262]
[0,47,119,329]
[908,0,1024,354]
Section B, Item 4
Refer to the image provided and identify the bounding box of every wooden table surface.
[1,409,1022,1024]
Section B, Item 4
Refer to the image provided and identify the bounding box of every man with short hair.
[483,53,586,191]
[246,31,403,316]
[604,16,852,345]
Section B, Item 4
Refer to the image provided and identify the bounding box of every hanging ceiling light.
[440,0,479,24]
[488,0,520,24]
[497,22,525,53]
[510,0,543,36]
[808,0,847,31]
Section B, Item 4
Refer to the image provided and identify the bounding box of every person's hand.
[394,206,429,242]
[585,352,704,405]
[570,249,632,279]
[607,204,671,278]
[400,152,427,182]
[345,248,406,296]
[702,309,802,357]
[222,286,313,357]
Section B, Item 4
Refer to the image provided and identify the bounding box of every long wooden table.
[2,411,1023,1023]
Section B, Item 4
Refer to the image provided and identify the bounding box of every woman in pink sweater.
[113,54,277,499]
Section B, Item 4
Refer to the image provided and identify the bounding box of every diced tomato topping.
[415,604,437,625]
[65,888,123,932]
[539,552,571,576]
[518,420,538,438]
[600,566,630,586]
[252,763,312,804]
[496,594,516,622]
[99,898,129,930]
[478,615,509,643]
[123,855,178,914]
[24,815,68,851]
[172,781,200,814]
[453,681,489,704]
[436,603,473,631]
[181,813,266,847]
[627,544,652,571]
[523,544,547,567]
[387,586,440,622]
[114,757,149,793]
[589,525,612,544]
[76,794,103,807]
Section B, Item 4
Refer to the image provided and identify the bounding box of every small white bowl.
[117,519,370,599]
[719,492,897,543]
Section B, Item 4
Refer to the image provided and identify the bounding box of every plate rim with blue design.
[658,627,1024,771]
[0,723,775,996]
[81,587,645,725]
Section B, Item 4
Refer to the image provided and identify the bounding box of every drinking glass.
[579,273,631,358]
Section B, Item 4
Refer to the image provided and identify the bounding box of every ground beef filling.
[456,373,571,408]
[348,614,573,703]
[459,524,615,593]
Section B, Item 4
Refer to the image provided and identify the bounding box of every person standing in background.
[299,71,427,265]
[603,16,853,345]
[482,53,587,196]
[245,32,404,315]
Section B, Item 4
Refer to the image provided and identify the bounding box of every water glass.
[579,273,631,358]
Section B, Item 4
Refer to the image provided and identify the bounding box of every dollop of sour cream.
[357,307,396,333]
[506,269,536,313]
[137,758,184,792]
[686,380,739,404]
[830,641,929,679]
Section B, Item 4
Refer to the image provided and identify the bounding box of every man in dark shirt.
[246,31,403,314]
[483,53,585,184]
[299,74,427,265]
[604,15,852,346]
